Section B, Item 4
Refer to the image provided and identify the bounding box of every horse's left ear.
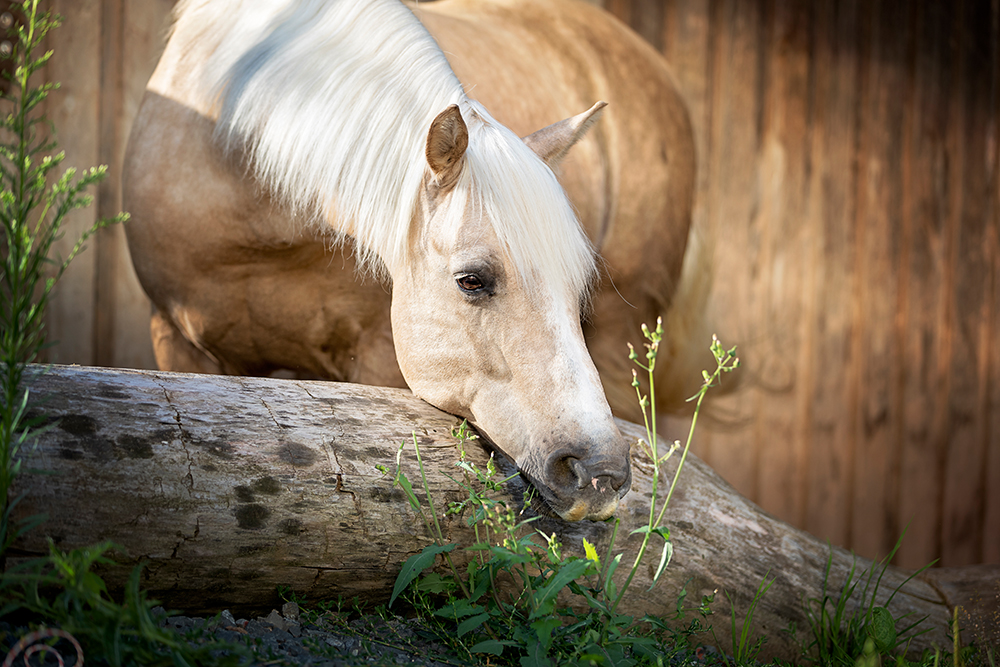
[426,104,468,189]
[522,101,607,168]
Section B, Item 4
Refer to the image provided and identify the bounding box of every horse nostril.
[568,457,590,490]
[583,457,630,491]
[610,467,629,490]
[547,452,630,495]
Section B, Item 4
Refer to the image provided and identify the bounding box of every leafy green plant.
[6,540,250,666]
[0,4,249,665]
[612,328,739,616]
[803,535,932,666]
[718,573,774,666]
[0,0,126,551]
[383,322,739,666]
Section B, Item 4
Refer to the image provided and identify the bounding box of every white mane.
[180,0,596,295]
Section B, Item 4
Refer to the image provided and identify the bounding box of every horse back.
[123,50,402,385]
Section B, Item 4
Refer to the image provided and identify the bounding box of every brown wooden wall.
[43,0,172,370]
[40,0,999,569]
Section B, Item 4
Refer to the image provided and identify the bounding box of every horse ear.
[426,104,468,188]
[522,101,607,168]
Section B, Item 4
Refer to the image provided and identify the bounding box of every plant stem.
[1,0,125,577]
[413,436,470,599]
[608,330,738,625]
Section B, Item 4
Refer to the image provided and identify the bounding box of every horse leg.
[150,309,222,375]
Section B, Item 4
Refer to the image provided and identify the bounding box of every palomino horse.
[123,0,697,521]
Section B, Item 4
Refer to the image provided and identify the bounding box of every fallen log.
[8,365,996,660]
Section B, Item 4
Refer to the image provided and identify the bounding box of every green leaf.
[869,606,897,652]
[488,545,534,567]
[629,524,670,540]
[604,552,623,600]
[530,559,592,619]
[457,611,491,637]
[389,543,455,607]
[468,566,492,602]
[394,468,421,511]
[81,570,107,596]
[434,598,485,619]
[414,572,455,594]
[622,635,659,653]
[470,639,505,656]
[519,640,553,667]
[567,581,610,615]
[648,539,673,591]
[530,616,562,651]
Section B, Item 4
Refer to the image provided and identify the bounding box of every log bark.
[9,365,997,660]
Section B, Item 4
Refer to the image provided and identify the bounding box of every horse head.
[390,101,632,521]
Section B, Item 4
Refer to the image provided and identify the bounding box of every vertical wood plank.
[44,1,101,365]
[661,1,712,457]
[663,0,711,216]
[94,0,124,368]
[984,0,1000,566]
[848,0,909,561]
[107,0,172,370]
[924,0,967,566]
[984,216,1000,563]
[625,0,665,52]
[940,0,994,566]
[895,0,953,569]
[802,0,860,550]
[752,0,813,526]
[697,0,765,500]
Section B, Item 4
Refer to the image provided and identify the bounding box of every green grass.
[803,534,931,665]
[362,323,996,667]
[375,322,740,666]
[0,3,250,664]
[0,3,994,666]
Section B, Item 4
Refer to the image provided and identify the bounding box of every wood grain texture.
[694,0,764,498]
[38,0,1000,567]
[897,0,951,570]
[93,0,124,368]
[42,0,159,371]
[13,365,989,660]
[985,12,1000,562]
[105,0,170,371]
[940,0,996,567]
[849,0,909,562]
[753,0,812,528]
[801,0,861,552]
[45,0,101,365]
[617,0,999,570]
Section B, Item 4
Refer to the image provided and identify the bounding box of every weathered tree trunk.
[9,366,996,660]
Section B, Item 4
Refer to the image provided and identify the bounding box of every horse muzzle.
[533,448,633,522]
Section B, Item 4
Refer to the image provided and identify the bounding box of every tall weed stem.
[608,324,738,625]
[389,325,739,665]
[0,0,126,554]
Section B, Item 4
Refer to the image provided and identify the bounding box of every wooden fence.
[39,0,999,569]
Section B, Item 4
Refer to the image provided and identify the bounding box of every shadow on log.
[10,366,999,660]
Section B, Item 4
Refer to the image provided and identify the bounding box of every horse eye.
[456,274,484,293]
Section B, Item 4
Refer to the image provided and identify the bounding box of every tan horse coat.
[123,0,698,518]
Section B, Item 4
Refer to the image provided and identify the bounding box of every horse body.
[123,0,696,521]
